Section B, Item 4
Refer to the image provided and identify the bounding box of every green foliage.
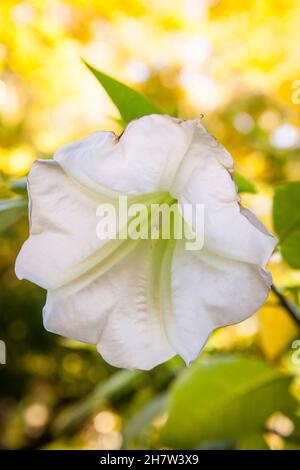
[284,285,300,306]
[9,178,28,197]
[52,369,143,435]
[84,61,163,125]
[0,198,27,233]
[273,181,300,268]
[234,171,256,193]
[163,355,296,449]
[123,394,167,449]
[236,433,269,450]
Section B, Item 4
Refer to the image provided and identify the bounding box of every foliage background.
[0,0,300,450]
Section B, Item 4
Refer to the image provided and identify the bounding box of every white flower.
[15,115,276,370]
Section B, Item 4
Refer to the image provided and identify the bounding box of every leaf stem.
[271,284,300,326]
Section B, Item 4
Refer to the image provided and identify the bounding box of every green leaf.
[270,413,300,449]
[234,171,257,193]
[83,61,163,125]
[284,284,300,306]
[198,440,234,450]
[273,181,300,268]
[0,198,27,233]
[236,433,269,450]
[163,355,296,449]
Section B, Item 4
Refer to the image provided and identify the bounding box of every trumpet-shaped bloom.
[15,115,276,370]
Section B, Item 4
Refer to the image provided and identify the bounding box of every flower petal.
[54,115,195,195]
[168,241,272,364]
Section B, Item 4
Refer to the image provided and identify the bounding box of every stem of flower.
[271,284,300,326]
